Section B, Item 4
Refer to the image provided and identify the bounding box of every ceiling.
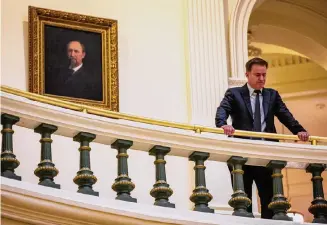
[253,0,327,18]
[276,0,327,18]
[250,0,327,49]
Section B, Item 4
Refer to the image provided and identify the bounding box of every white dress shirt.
[247,83,266,132]
[70,63,83,74]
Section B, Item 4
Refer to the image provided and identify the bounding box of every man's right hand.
[221,125,235,136]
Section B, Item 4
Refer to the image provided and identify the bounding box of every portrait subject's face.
[67,41,85,68]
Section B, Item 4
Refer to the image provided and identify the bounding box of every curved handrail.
[1,85,326,144]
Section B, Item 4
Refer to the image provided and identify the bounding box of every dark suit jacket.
[215,84,306,140]
[45,66,102,101]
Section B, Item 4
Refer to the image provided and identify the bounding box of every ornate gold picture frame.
[28,6,119,111]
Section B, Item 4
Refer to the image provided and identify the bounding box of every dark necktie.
[253,90,261,132]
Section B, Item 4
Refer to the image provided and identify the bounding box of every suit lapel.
[262,88,271,120]
[241,84,253,120]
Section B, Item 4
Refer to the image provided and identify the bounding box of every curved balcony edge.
[1,91,327,168]
[2,85,326,144]
[2,91,327,169]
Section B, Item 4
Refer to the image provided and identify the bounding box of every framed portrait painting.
[28,6,119,111]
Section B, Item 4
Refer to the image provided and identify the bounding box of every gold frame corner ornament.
[28,6,119,111]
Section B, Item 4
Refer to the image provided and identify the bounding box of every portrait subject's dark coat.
[45,66,102,101]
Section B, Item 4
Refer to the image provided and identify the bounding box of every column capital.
[73,132,96,143]
[149,145,170,156]
[34,123,58,134]
[189,152,210,161]
[111,139,133,150]
[306,164,326,173]
[227,156,248,166]
[266,160,287,169]
[1,114,20,125]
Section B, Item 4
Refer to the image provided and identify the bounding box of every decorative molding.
[269,76,327,89]
[228,78,247,87]
[1,179,179,225]
[281,89,327,100]
[266,55,311,68]
[249,24,327,71]
[228,80,327,100]
[1,178,313,225]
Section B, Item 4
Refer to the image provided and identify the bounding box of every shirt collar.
[247,83,262,96]
[70,63,83,73]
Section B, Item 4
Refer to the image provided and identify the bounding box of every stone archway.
[229,0,327,85]
[229,0,262,81]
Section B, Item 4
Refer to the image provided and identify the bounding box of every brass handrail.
[1,85,327,144]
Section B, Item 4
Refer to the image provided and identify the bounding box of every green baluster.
[189,151,214,213]
[306,163,327,224]
[34,123,60,189]
[111,139,137,202]
[227,156,253,217]
[1,113,21,180]
[267,160,292,221]
[73,132,98,196]
[149,145,174,208]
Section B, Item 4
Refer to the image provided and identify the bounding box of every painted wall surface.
[1,0,188,123]
[1,0,193,210]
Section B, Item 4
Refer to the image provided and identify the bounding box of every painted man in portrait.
[45,40,102,101]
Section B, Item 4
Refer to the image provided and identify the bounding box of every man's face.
[67,41,85,67]
[245,64,267,90]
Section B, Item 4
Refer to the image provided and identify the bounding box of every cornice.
[1,182,174,225]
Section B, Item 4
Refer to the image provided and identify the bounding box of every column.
[73,132,98,196]
[1,114,21,180]
[189,151,214,213]
[227,156,253,217]
[306,164,327,224]
[149,145,175,208]
[185,0,233,211]
[34,123,60,189]
[267,160,292,221]
[186,0,229,126]
[111,139,137,203]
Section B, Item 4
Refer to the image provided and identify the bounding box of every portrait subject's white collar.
[70,63,83,73]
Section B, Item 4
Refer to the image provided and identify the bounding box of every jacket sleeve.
[215,89,234,127]
[274,91,306,134]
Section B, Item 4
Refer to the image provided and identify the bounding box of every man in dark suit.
[215,57,309,219]
[45,40,102,101]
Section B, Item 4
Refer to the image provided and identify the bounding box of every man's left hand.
[297,131,309,142]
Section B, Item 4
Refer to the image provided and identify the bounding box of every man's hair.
[245,57,268,72]
[67,40,86,53]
